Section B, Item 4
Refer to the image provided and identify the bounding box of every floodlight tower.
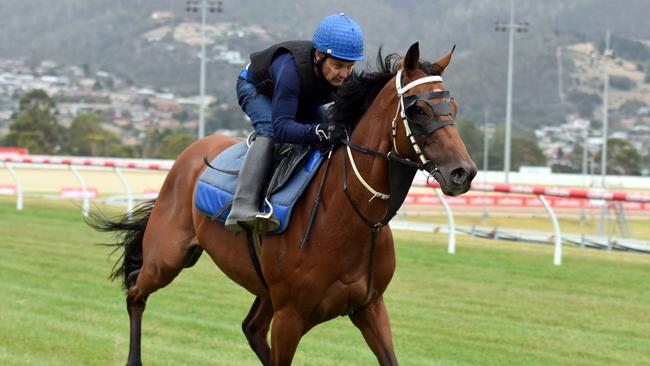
[600,29,614,187]
[186,0,223,139]
[495,0,529,184]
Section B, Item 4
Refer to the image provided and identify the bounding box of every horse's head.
[393,42,477,196]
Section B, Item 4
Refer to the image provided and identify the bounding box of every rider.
[225,13,364,232]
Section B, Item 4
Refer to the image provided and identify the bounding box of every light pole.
[186,0,223,139]
[600,29,614,187]
[482,110,490,221]
[495,0,528,184]
[581,123,589,186]
[597,29,614,236]
[580,120,589,223]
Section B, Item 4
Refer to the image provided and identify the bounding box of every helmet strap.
[313,50,328,78]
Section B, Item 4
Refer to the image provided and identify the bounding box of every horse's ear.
[431,45,456,75]
[403,42,420,72]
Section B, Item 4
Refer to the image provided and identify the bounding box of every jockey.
[225,13,364,232]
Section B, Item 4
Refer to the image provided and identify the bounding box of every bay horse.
[94,42,476,365]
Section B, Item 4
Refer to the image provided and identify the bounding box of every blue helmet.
[312,13,364,61]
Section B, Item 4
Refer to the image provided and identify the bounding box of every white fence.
[2,155,649,266]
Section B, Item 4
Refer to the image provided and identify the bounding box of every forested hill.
[2,0,650,132]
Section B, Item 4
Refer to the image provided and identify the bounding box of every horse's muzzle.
[450,167,470,185]
[439,162,476,196]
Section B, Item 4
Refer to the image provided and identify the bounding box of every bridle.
[341,68,458,204]
[392,69,457,169]
[301,68,459,312]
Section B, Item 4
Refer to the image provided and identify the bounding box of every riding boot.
[225,136,280,233]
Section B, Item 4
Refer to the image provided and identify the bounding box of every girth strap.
[359,229,379,308]
[245,229,268,289]
[300,148,334,248]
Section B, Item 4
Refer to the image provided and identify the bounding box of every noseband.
[392,69,457,169]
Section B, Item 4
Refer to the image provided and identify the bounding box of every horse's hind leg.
[125,278,146,366]
[125,220,196,365]
[242,296,274,365]
[349,296,398,366]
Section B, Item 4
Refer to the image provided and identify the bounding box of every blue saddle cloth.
[194,141,324,234]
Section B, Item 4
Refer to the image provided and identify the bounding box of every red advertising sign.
[142,190,159,199]
[0,147,28,156]
[0,185,16,195]
[406,193,649,211]
[60,188,98,199]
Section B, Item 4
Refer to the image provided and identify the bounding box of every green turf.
[1,198,649,365]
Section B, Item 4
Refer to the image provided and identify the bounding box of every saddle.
[194,141,324,234]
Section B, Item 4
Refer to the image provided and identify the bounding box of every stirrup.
[256,197,274,220]
[255,198,279,234]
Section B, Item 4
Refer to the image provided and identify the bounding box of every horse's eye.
[414,106,426,115]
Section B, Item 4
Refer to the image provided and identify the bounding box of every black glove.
[314,122,347,144]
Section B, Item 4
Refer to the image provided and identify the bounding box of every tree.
[594,138,641,175]
[63,112,130,157]
[152,131,195,159]
[4,89,63,153]
[172,109,191,122]
[18,89,55,111]
[566,141,586,173]
[488,124,546,171]
[82,63,91,77]
[642,152,650,175]
[92,80,103,91]
[567,91,602,119]
[205,101,249,132]
[609,75,637,91]
[456,118,484,165]
[103,77,115,90]
[550,137,591,174]
[617,99,646,116]
[597,35,650,62]
[510,137,547,170]
[140,128,162,158]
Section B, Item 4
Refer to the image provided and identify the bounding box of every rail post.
[114,167,133,213]
[69,165,90,216]
[4,162,23,211]
[434,188,456,254]
[538,195,562,266]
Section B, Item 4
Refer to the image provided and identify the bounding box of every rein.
[341,69,456,231]
[297,69,457,312]
[341,142,419,311]
[341,139,419,227]
[240,68,459,305]
[340,70,457,310]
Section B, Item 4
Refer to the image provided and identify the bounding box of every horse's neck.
[348,86,397,183]
[333,91,396,223]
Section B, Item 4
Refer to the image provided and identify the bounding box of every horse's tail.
[87,200,155,290]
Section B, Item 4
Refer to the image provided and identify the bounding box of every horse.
[93,42,477,366]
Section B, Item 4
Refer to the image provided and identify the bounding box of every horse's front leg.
[270,306,305,366]
[242,296,273,365]
[349,296,398,366]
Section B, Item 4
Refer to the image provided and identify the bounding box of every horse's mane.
[328,49,441,130]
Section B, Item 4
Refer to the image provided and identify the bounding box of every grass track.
[1,198,649,365]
